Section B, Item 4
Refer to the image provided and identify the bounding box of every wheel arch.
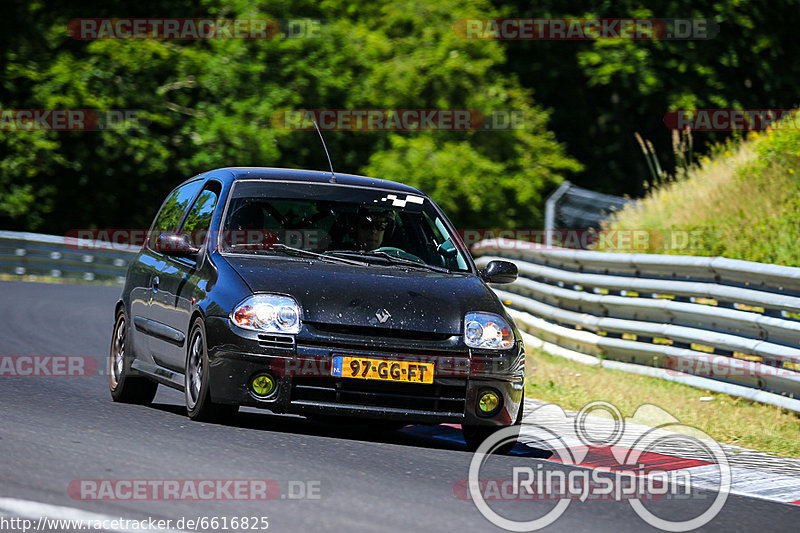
[188,307,206,331]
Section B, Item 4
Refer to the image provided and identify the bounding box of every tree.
[499,0,800,195]
[0,0,579,233]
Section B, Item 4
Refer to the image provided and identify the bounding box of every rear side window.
[181,183,220,247]
[148,180,203,249]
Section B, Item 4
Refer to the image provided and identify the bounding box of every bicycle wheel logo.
[466,401,731,531]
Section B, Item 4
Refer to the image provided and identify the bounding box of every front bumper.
[205,316,524,426]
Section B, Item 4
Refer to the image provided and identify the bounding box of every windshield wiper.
[326,250,450,273]
[229,243,369,266]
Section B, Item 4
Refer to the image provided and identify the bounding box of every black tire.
[462,397,524,454]
[184,317,239,422]
[109,308,158,404]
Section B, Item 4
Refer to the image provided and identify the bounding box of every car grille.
[257,334,295,351]
[308,323,457,343]
[290,377,467,416]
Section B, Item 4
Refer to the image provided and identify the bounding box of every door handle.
[152,276,159,292]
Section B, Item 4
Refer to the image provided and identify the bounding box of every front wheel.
[109,308,158,404]
[185,317,238,422]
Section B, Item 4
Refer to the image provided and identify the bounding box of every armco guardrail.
[473,239,800,408]
[2,230,799,406]
[0,230,138,283]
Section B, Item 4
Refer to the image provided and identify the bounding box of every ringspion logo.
[466,402,730,531]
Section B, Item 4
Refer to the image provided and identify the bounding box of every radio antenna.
[312,119,337,183]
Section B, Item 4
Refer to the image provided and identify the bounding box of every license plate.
[331,356,434,384]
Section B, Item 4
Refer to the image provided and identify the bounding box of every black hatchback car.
[109,167,524,450]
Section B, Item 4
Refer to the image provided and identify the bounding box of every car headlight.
[464,312,514,349]
[231,295,302,334]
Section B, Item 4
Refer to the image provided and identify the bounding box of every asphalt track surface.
[0,280,797,532]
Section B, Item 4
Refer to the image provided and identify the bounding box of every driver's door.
[150,182,220,372]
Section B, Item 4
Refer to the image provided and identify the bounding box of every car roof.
[193,167,424,196]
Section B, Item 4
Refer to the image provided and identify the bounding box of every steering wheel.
[372,246,425,263]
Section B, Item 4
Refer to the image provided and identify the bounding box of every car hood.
[223,255,500,335]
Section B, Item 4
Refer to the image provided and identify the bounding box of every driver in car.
[354,211,393,250]
[323,208,396,252]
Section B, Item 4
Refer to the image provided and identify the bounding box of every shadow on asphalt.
[147,402,553,459]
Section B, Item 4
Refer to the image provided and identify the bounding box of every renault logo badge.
[375,308,391,324]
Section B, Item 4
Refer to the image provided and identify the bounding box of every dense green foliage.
[2,0,799,235]
[501,0,800,196]
[0,0,578,233]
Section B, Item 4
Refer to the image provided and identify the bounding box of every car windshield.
[219,180,470,272]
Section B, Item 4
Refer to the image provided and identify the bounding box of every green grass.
[603,124,800,266]
[524,343,800,457]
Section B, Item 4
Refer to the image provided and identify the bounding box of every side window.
[181,184,220,247]
[148,180,203,249]
[428,213,468,270]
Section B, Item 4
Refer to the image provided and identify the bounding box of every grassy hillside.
[605,123,800,266]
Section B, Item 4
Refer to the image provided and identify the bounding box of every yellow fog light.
[477,390,501,415]
[251,373,276,397]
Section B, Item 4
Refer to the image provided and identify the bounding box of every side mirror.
[155,233,200,258]
[479,260,517,284]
